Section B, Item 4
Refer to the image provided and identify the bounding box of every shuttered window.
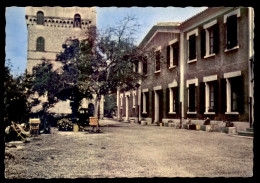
[173,43,179,66]
[155,51,160,71]
[188,35,196,60]
[202,23,219,58]
[167,45,170,68]
[209,28,214,55]
[189,84,196,112]
[143,56,148,75]
[226,15,238,49]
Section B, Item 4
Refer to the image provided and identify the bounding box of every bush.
[57,118,74,131]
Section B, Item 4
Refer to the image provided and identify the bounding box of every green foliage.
[4,61,31,127]
[30,39,93,119]
[57,118,74,131]
[104,94,117,118]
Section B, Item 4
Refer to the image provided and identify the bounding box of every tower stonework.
[25,6,96,74]
[25,7,103,117]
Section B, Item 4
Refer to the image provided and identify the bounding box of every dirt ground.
[5,119,253,178]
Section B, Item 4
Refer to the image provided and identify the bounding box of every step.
[237,131,254,137]
[246,128,254,132]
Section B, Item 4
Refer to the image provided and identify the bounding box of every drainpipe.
[117,87,120,120]
[179,31,185,128]
[248,7,254,127]
[138,61,142,122]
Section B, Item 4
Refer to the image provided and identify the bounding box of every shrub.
[57,118,73,131]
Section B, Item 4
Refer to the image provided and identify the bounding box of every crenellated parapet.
[25,15,93,29]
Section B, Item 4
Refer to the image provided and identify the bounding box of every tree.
[4,60,31,127]
[30,39,93,123]
[29,15,162,123]
[77,16,148,120]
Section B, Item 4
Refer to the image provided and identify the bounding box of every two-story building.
[118,7,254,130]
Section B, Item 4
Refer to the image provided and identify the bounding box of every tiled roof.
[156,22,182,26]
[139,22,180,47]
[180,7,209,25]
[139,8,212,47]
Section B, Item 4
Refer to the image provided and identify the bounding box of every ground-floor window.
[169,87,179,113]
[188,84,196,112]
[228,77,242,112]
[205,81,218,113]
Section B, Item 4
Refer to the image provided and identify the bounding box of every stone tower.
[25,7,104,118]
[25,6,96,73]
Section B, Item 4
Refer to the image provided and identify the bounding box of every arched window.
[36,11,44,25]
[73,14,81,28]
[36,37,45,51]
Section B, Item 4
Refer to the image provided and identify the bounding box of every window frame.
[186,78,198,114]
[154,46,161,73]
[187,28,198,63]
[167,38,179,69]
[142,89,149,114]
[224,71,241,114]
[73,14,81,28]
[224,9,240,51]
[203,75,218,114]
[142,56,148,76]
[202,19,218,58]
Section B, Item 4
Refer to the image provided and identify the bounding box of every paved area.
[5,119,253,178]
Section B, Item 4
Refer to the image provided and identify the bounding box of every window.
[209,28,214,55]
[167,41,179,68]
[188,84,196,112]
[188,35,196,61]
[209,83,214,110]
[155,50,160,72]
[36,11,44,25]
[226,15,238,49]
[74,14,81,28]
[36,37,44,51]
[143,56,148,75]
[231,88,238,112]
[224,71,243,114]
[202,20,219,58]
[169,87,178,113]
[203,75,218,114]
[133,60,139,73]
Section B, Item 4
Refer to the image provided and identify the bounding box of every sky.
[5,6,207,76]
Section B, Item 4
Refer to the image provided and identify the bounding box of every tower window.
[36,37,45,52]
[36,11,44,25]
[74,14,81,28]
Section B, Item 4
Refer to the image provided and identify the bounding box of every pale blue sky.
[5,7,207,76]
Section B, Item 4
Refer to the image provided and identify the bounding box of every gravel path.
[5,119,253,178]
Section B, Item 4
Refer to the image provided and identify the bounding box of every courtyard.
[5,119,253,178]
